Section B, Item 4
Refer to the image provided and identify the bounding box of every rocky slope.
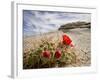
[59,21,91,31]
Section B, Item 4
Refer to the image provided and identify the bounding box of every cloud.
[23,10,91,36]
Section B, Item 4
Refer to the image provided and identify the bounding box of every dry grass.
[23,31,63,53]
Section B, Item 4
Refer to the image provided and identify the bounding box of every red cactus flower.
[55,50,61,59]
[62,34,74,47]
[70,43,74,47]
[42,50,51,59]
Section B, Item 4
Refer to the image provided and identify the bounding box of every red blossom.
[55,50,61,59]
[42,51,51,59]
[62,34,74,47]
[70,43,74,47]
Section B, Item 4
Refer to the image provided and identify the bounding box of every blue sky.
[23,10,91,36]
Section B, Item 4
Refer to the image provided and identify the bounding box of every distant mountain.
[58,21,91,30]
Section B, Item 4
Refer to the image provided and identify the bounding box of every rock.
[58,21,91,31]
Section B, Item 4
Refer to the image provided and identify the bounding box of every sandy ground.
[65,28,91,66]
[23,31,63,52]
[23,28,91,67]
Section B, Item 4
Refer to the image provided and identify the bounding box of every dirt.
[23,28,91,67]
[65,28,91,66]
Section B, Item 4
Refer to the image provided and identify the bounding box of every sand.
[23,28,91,67]
[65,28,91,66]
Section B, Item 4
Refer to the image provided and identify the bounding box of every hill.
[58,21,91,30]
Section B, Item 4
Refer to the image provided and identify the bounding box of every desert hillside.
[59,21,90,30]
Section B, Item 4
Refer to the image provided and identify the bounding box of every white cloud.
[23,10,91,36]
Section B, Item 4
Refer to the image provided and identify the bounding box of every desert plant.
[24,34,77,69]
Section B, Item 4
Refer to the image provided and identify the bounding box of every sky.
[23,10,91,36]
